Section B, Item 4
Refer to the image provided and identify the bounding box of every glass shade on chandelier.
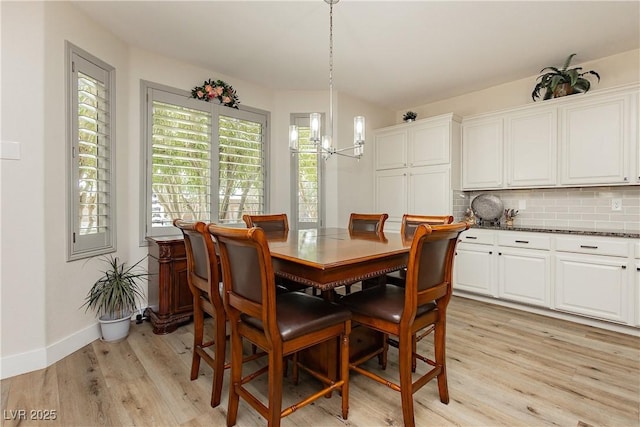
[288,0,365,160]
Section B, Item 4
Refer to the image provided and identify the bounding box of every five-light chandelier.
[289,0,365,160]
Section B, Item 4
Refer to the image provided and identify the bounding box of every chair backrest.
[402,222,468,322]
[173,219,223,311]
[242,213,289,232]
[208,225,280,341]
[400,214,454,240]
[348,213,389,233]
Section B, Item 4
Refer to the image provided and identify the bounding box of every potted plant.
[82,255,148,342]
[403,111,417,122]
[531,53,600,101]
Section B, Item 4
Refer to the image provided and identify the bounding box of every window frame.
[140,81,270,242]
[290,113,325,230]
[66,42,116,261]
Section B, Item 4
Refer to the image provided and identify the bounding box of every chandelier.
[289,0,365,160]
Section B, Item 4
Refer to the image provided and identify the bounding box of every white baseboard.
[1,322,101,380]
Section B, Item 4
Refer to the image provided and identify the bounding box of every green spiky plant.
[531,53,600,101]
[82,255,148,320]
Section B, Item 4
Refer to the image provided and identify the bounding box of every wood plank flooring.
[2,296,639,426]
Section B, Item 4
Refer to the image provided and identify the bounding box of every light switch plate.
[611,198,622,211]
[0,140,21,160]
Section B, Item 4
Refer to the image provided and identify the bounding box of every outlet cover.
[611,198,622,211]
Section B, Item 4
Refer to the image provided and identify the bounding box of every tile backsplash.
[453,186,640,233]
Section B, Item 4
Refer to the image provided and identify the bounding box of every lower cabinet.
[498,247,551,307]
[453,229,637,329]
[554,253,630,324]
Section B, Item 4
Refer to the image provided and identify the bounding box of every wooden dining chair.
[242,213,311,294]
[173,219,227,408]
[348,212,389,233]
[339,222,468,427]
[385,214,455,286]
[208,224,352,427]
[344,213,389,293]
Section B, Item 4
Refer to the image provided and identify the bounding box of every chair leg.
[398,335,416,427]
[211,315,226,408]
[340,325,351,420]
[411,334,417,373]
[378,333,388,370]
[434,320,449,404]
[191,302,204,381]
[226,325,243,427]
[267,348,284,427]
[292,352,299,385]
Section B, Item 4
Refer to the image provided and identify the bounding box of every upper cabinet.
[462,117,503,189]
[461,84,639,190]
[375,128,408,170]
[560,92,633,185]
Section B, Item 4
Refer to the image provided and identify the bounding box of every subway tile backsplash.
[453,186,640,233]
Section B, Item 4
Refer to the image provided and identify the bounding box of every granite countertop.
[471,224,639,239]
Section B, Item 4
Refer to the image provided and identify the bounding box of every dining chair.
[385,214,455,286]
[339,222,468,427]
[173,219,228,408]
[347,213,389,293]
[208,224,352,427]
[242,213,311,294]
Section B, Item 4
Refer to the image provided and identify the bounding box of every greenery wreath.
[191,79,240,108]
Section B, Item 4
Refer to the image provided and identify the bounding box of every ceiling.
[71,1,640,110]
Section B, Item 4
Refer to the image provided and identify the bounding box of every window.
[143,82,268,238]
[290,114,324,229]
[67,43,116,260]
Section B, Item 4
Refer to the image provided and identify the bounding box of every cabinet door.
[555,253,629,323]
[560,94,631,185]
[408,164,451,215]
[462,117,503,189]
[453,243,497,297]
[375,169,407,225]
[505,109,557,187]
[497,248,551,307]
[375,129,407,170]
[409,121,450,167]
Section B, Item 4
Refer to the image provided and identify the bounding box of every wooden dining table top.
[265,227,410,292]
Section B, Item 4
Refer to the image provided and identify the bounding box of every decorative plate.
[471,194,504,221]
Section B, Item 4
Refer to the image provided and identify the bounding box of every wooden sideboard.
[145,236,193,334]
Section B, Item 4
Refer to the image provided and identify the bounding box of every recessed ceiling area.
[71,1,640,110]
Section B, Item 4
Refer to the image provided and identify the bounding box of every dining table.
[266,227,411,298]
[264,227,412,381]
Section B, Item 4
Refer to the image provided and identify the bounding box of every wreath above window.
[191,78,240,108]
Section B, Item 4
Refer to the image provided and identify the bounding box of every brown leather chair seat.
[241,291,351,341]
[340,284,435,323]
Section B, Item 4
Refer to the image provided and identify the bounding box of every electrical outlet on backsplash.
[454,186,640,233]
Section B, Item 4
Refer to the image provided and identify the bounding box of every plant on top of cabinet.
[403,111,417,122]
[531,53,600,101]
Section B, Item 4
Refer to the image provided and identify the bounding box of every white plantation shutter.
[144,83,268,237]
[290,115,323,229]
[68,45,115,260]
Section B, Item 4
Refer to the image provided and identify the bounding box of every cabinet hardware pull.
[580,245,598,249]
[465,236,477,239]
[498,252,502,256]
[489,251,493,254]
[515,240,529,244]
[621,265,626,269]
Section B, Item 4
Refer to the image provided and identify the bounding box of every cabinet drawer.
[555,236,629,258]
[458,229,495,245]
[498,232,551,250]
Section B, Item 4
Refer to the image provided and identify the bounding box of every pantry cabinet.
[374,113,461,230]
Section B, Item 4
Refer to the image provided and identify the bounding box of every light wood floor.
[2,296,639,427]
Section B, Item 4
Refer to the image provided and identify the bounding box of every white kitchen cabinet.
[560,92,633,185]
[408,164,451,216]
[554,235,631,324]
[374,128,407,170]
[374,114,461,226]
[505,108,557,187]
[496,232,552,307]
[635,241,639,326]
[462,117,503,189]
[453,229,497,297]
